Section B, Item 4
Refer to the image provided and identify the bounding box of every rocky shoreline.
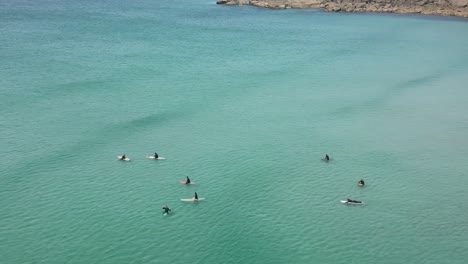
[216,0,468,18]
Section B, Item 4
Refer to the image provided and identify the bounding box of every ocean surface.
[1,0,468,263]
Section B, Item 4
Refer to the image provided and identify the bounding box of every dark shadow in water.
[330,61,467,117]
[4,110,190,182]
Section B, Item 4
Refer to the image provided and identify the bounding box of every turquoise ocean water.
[1,0,468,263]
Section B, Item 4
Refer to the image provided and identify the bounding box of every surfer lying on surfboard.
[162,205,171,214]
[346,198,362,204]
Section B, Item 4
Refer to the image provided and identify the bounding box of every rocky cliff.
[216,0,468,17]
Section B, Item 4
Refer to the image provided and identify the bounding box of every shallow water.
[1,1,468,263]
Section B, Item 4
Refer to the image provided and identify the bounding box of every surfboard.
[358,183,365,187]
[180,198,205,202]
[179,181,196,185]
[163,212,168,216]
[341,200,364,204]
[117,156,130,161]
[146,156,166,160]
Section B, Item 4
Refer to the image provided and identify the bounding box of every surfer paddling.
[346,198,362,204]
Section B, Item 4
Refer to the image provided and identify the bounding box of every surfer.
[358,179,365,186]
[154,152,159,159]
[194,192,198,201]
[347,198,361,203]
[324,154,330,161]
[186,176,191,184]
[120,154,126,160]
[162,205,171,214]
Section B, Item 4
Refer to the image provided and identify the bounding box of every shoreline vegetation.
[216,0,468,18]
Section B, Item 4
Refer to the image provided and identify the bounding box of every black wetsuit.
[359,180,365,185]
[347,199,361,203]
[162,206,171,214]
[186,177,191,184]
[194,192,198,200]
[325,155,330,161]
[154,153,158,159]
[121,155,126,160]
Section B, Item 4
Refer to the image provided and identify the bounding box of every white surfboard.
[117,156,131,161]
[340,200,364,204]
[146,156,166,160]
[180,198,205,202]
[179,181,196,185]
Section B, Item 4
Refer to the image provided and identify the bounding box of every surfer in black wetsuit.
[154,152,159,159]
[194,192,198,201]
[162,205,171,214]
[186,176,191,184]
[120,154,126,160]
[325,154,330,161]
[347,198,361,203]
[358,179,365,186]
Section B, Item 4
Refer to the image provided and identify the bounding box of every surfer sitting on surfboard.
[358,179,365,186]
[162,205,171,214]
[347,198,362,203]
[186,176,191,185]
[154,152,159,159]
[120,154,126,160]
[324,154,330,161]
[194,192,198,201]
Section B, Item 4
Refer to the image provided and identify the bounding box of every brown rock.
[450,0,468,7]
[216,0,468,17]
